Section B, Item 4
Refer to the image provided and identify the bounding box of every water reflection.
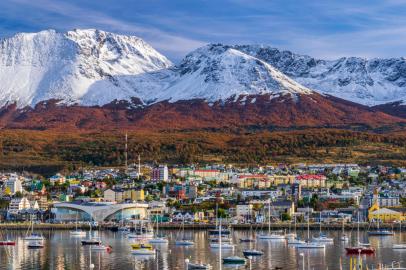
[0,230,405,269]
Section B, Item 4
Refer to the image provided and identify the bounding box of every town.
[1,162,405,227]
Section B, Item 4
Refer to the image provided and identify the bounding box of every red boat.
[345,246,375,254]
[0,240,16,246]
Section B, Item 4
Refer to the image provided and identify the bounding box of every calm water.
[0,230,405,270]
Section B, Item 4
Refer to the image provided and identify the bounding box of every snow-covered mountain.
[0,29,171,107]
[131,44,313,103]
[2,29,406,109]
[235,45,406,106]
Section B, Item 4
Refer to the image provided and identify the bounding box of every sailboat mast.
[307,206,310,240]
[219,218,222,270]
[268,199,271,234]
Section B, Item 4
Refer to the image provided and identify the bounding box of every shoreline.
[0,222,400,231]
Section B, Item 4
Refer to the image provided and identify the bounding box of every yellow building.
[368,189,405,222]
[124,189,145,201]
[270,175,295,185]
[368,208,405,222]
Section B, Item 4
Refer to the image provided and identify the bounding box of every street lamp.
[299,253,305,270]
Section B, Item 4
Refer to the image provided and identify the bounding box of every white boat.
[24,234,45,241]
[340,219,349,241]
[91,244,112,251]
[393,244,406,249]
[70,213,86,237]
[175,217,194,246]
[313,212,334,243]
[257,233,285,240]
[175,239,194,246]
[185,259,212,269]
[257,200,285,240]
[312,235,334,243]
[392,222,406,249]
[24,216,45,241]
[210,242,235,249]
[70,230,87,237]
[148,218,168,244]
[149,237,169,244]
[288,238,306,245]
[296,207,325,249]
[27,241,44,248]
[296,242,325,249]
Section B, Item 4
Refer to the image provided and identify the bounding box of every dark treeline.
[1,128,406,175]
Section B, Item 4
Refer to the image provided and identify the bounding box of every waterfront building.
[236,204,254,222]
[8,197,32,214]
[52,201,148,222]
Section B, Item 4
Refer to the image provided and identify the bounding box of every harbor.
[1,229,405,270]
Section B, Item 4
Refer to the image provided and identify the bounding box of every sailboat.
[312,212,334,243]
[392,222,406,249]
[175,216,194,246]
[24,215,45,241]
[296,207,325,249]
[131,243,156,255]
[340,218,349,241]
[288,215,306,245]
[0,227,15,246]
[239,223,256,243]
[70,213,86,237]
[257,199,285,240]
[368,219,394,236]
[345,211,375,254]
[148,217,168,244]
[81,220,101,245]
[127,220,154,239]
[185,259,212,269]
[219,218,245,265]
[243,230,263,257]
[210,217,234,249]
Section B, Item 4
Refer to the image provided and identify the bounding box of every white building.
[152,165,169,182]
[8,197,32,214]
[4,176,23,195]
[236,204,253,221]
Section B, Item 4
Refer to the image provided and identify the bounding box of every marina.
[0,229,405,269]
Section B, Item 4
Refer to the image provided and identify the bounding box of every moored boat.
[0,240,16,246]
[91,244,112,252]
[345,246,375,254]
[27,241,44,249]
[185,259,212,269]
[131,243,156,255]
[223,256,246,264]
[243,249,264,256]
[175,239,194,246]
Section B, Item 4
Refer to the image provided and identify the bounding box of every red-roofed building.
[295,174,326,188]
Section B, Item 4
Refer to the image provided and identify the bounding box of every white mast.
[138,154,141,180]
[268,199,271,234]
[124,133,128,174]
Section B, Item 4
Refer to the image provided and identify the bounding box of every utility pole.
[125,133,128,175]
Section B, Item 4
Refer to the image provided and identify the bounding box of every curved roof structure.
[53,202,148,222]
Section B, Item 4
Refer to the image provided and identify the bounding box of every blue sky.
[1,0,406,62]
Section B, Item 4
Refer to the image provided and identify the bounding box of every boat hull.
[0,241,16,246]
[345,247,375,254]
